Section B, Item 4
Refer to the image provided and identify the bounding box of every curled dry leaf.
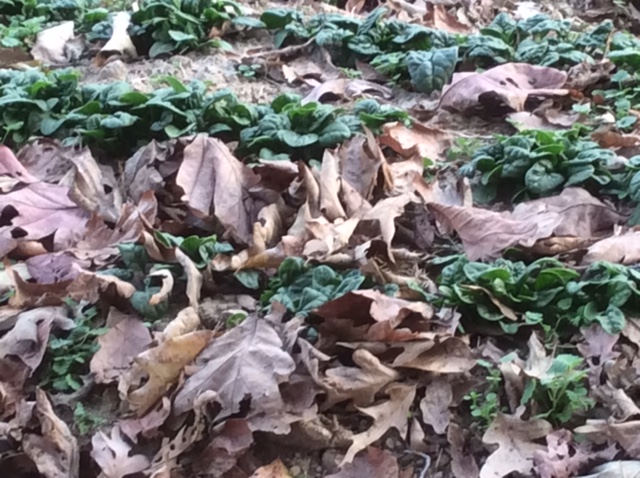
[91,425,150,478]
[173,315,296,428]
[321,349,401,408]
[148,269,174,306]
[392,338,476,373]
[582,232,640,265]
[90,316,152,385]
[176,134,263,245]
[122,330,214,416]
[0,182,90,258]
[22,389,79,478]
[118,397,171,444]
[302,78,392,104]
[157,306,200,342]
[320,150,347,221]
[96,12,137,66]
[439,63,568,115]
[338,135,381,201]
[315,289,435,342]
[480,410,553,478]
[533,430,589,478]
[0,307,73,372]
[577,461,640,478]
[379,121,452,162]
[342,383,416,465]
[574,420,640,458]
[31,22,82,66]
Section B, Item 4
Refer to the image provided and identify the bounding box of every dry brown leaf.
[22,389,79,478]
[316,289,435,342]
[123,330,213,415]
[118,397,171,444]
[379,122,452,162]
[338,136,381,200]
[174,249,202,309]
[176,134,262,245]
[31,22,82,66]
[157,307,200,342]
[448,423,480,478]
[192,419,253,477]
[480,410,553,478]
[327,447,399,478]
[420,377,453,434]
[359,194,412,247]
[524,332,553,380]
[90,316,152,385]
[0,307,73,372]
[320,150,347,221]
[574,420,640,457]
[321,349,400,408]
[428,4,472,33]
[173,315,296,429]
[440,63,568,114]
[533,430,590,478]
[577,461,640,478]
[91,425,150,478]
[0,182,90,258]
[582,232,640,265]
[250,459,292,478]
[95,12,137,66]
[302,79,392,104]
[392,338,476,373]
[148,269,174,306]
[0,144,38,184]
[342,383,416,465]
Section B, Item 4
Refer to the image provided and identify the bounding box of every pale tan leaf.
[91,425,150,478]
[379,122,452,162]
[250,458,292,478]
[22,389,79,478]
[124,330,214,415]
[342,383,416,465]
[392,338,476,373]
[90,317,152,385]
[480,411,552,478]
[320,149,347,221]
[176,134,262,245]
[420,377,453,434]
[327,447,399,478]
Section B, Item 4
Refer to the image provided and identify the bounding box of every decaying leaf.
[440,63,568,115]
[91,425,150,478]
[420,377,453,434]
[379,122,452,162]
[250,458,292,477]
[173,315,296,428]
[176,134,263,245]
[90,316,152,385]
[122,330,214,416]
[22,389,79,478]
[342,383,416,464]
[480,410,553,478]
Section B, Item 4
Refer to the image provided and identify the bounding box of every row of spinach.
[0,67,407,159]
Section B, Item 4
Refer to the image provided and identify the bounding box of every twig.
[404,450,431,478]
[244,38,315,60]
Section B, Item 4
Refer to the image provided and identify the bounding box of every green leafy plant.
[521,354,594,425]
[73,402,106,435]
[260,257,367,315]
[464,360,503,430]
[41,304,107,393]
[237,63,261,78]
[438,256,640,335]
[154,231,233,268]
[130,0,247,58]
[458,127,618,204]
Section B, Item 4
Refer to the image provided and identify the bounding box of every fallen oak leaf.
[341,383,416,465]
[582,231,640,265]
[91,425,150,478]
[378,122,452,162]
[302,78,392,104]
[22,388,79,478]
[392,338,476,373]
[327,447,399,478]
[480,409,553,478]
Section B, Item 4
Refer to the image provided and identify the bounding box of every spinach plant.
[260,257,367,316]
[438,256,640,335]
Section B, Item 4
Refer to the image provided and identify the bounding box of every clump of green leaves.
[41,304,107,393]
[459,127,618,204]
[521,354,593,425]
[438,256,640,335]
[464,360,503,430]
[154,231,233,268]
[237,63,261,78]
[130,0,247,58]
[73,402,106,435]
[260,257,367,315]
